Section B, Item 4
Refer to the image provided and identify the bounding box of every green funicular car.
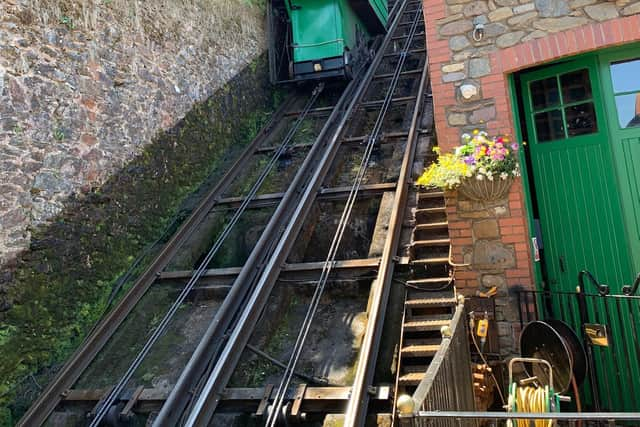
[268,0,388,82]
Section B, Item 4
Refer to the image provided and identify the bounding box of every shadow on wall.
[0,54,282,425]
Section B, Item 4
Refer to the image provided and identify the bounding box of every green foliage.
[0,54,284,421]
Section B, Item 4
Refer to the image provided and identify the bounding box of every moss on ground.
[0,54,283,426]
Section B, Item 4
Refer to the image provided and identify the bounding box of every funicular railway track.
[19,0,433,425]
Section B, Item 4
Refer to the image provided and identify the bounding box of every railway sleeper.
[57,385,392,415]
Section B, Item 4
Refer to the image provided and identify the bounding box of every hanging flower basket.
[416,130,521,202]
[458,176,513,201]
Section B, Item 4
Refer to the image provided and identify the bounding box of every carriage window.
[610,59,640,128]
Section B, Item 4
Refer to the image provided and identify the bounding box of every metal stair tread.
[411,238,450,247]
[405,297,457,307]
[401,344,440,356]
[407,290,455,299]
[398,372,426,384]
[411,256,449,265]
[415,206,446,214]
[403,319,450,330]
[406,277,451,286]
[414,221,448,230]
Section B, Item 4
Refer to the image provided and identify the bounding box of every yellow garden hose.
[513,385,553,427]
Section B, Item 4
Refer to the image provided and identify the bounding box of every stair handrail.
[403,295,475,425]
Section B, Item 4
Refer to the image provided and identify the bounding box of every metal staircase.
[396,187,457,391]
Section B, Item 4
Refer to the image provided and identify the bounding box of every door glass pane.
[560,69,592,103]
[530,77,560,110]
[610,59,640,93]
[615,93,640,128]
[565,102,597,136]
[534,109,564,142]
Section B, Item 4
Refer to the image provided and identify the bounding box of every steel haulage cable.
[89,84,324,427]
[264,5,423,426]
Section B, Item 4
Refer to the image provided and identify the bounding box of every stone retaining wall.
[0,0,265,268]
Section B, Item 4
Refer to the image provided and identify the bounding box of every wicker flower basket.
[457,176,513,201]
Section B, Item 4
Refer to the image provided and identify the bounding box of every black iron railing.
[518,286,640,413]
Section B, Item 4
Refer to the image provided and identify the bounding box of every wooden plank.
[255,384,274,416]
[120,386,144,419]
[290,384,307,417]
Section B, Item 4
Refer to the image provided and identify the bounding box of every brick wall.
[421,0,640,352]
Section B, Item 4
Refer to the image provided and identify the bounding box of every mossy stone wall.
[0,54,281,425]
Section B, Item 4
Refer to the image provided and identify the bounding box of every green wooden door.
[521,55,639,411]
[521,57,634,294]
[599,50,640,279]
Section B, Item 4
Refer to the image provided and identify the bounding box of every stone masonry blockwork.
[0,0,265,268]
[423,0,640,353]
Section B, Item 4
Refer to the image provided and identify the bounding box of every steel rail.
[88,84,325,427]
[152,79,361,426]
[268,2,425,424]
[180,14,408,426]
[266,78,384,426]
[343,3,428,426]
[181,0,419,423]
[16,94,298,427]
